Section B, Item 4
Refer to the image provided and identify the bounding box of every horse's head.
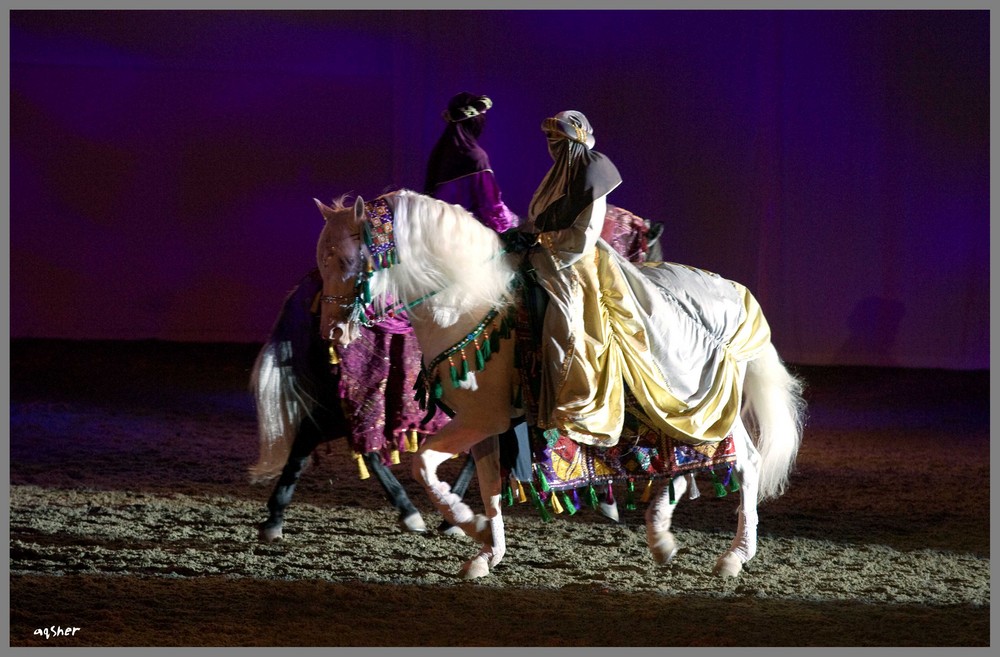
[314,195,366,345]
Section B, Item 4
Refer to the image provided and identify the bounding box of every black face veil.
[528,110,622,233]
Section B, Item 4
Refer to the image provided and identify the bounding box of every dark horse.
[248,269,476,542]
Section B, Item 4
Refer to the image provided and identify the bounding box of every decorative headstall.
[321,196,414,328]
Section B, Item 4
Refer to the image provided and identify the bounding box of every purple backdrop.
[9,10,989,369]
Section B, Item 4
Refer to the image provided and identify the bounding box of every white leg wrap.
[715,422,760,577]
[428,481,477,527]
[645,476,686,564]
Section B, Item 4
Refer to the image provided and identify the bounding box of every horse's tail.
[247,270,327,483]
[741,342,806,502]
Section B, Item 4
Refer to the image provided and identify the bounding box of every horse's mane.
[370,189,517,320]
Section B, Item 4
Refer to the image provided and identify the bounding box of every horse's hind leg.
[714,419,760,578]
[645,475,688,564]
[259,415,326,543]
[363,452,426,533]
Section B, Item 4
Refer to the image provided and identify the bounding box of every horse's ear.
[353,196,365,223]
[313,198,334,220]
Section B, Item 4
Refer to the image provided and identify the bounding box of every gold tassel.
[550,490,564,514]
[406,429,419,452]
[515,479,527,503]
[640,478,654,503]
[329,344,340,365]
[354,453,370,480]
[390,449,401,465]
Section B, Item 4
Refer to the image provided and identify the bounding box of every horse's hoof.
[598,500,620,523]
[438,522,465,537]
[713,552,743,578]
[258,523,283,544]
[459,553,491,580]
[398,511,427,533]
[648,531,678,565]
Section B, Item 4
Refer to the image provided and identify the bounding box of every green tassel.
[626,478,637,511]
[460,355,469,380]
[482,333,492,359]
[561,492,577,516]
[490,329,501,354]
[475,345,486,371]
[588,485,599,508]
[449,363,459,388]
[668,477,677,505]
[536,466,551,492]
[503,481,514,506]
[361,277,371,304]
[432,377,443,401]
[527,481,551,522]
[710,469,728,498]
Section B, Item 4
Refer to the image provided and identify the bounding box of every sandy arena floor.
[7,339,990,647]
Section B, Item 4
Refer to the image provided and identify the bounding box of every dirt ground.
[7,339,991,647]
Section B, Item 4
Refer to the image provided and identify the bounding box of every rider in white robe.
[526,111,772,448]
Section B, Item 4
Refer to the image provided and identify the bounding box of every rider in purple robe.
[423,93,534,525]
[424,92,518,234]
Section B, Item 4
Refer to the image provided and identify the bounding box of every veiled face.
[315,200,365,345]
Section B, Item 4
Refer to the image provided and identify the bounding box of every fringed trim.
[414,305,516,411]
[527,463,738,519]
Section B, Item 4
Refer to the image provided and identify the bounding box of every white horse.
[314,189,805,580]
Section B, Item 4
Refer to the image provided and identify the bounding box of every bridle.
[319,195,436,329]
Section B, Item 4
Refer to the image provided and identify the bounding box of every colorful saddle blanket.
[514,273,737,493]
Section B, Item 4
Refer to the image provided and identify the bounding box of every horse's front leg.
[413,413,509,580]
[362,452,426,533]
[412,417,502,541]
[714,420,760,578]
[469,435,505,571]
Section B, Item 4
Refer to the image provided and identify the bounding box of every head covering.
[443,92,493,123]
[423,92,494,193]
[528,110,622,232]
